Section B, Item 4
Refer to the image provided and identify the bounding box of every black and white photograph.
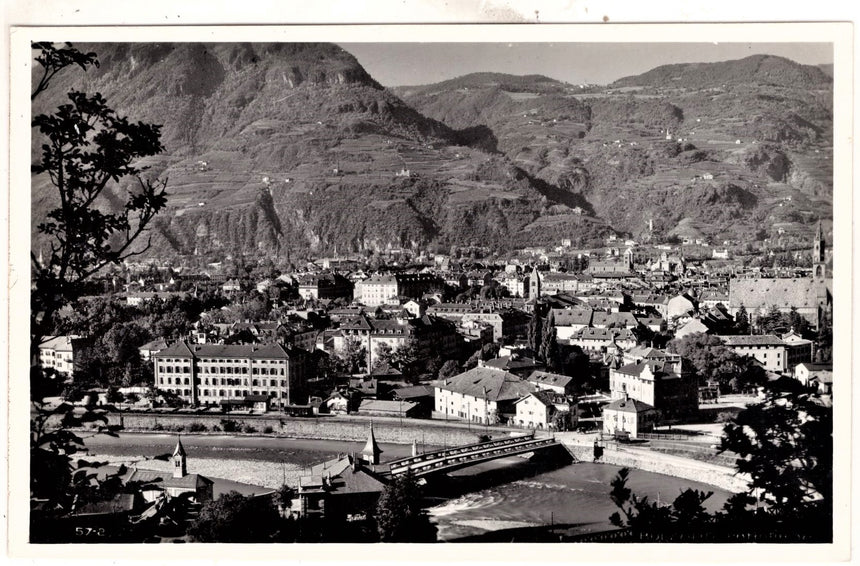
[5,15,853,561]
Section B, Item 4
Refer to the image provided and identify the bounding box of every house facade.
[153,341,311,408]
[602,396,659,439]
[434,367,535,424]
[718,334,811,373]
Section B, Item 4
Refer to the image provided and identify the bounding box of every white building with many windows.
[38,335,80,376]
[153,341,310,409]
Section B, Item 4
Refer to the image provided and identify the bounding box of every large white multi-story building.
[717,334,812,373]
[153,342,310,409]
[38,335,80,376]
[355,273,440,307]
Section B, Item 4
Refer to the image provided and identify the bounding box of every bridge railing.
[387,432,535,469]
[390,436,558,476]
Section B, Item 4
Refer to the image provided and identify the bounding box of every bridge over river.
[387,433,566,478]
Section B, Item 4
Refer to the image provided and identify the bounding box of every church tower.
[361,424,382,465]
[813,219,826,283]
[172,436,187,479]
[528,268,542,299]
[624,247,634,271]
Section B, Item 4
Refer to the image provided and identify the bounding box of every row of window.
[162,388,283,398]
[159,377,286,387]
[157,366,287,375]
[157,357,286,364]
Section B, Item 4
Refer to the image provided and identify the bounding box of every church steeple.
[361,424,382,465]
[528,267,542,299]
[813,219,826,283]
[172,436,187,478]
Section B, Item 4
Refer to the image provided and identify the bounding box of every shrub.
[242,424,257,434]
[220,419,239,433]
[263,426,273,434]
[152,422,164,431]
[189,422,207,432]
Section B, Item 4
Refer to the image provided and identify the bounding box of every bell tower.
[528,268,542,299]
[813,219,826,283]
[172,436,187,479]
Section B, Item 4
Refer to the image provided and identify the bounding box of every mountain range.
[31,45,833,262]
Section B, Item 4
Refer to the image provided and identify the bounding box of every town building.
[163,437,214,502]
[434,367,535,424]
[38,335,82,377]
[513,390,578,430]
[355,273,441,307]
[718,334,812,373]
[527,370,575,395]
[297,273,354,301]
[608,354,698,419]
[567,327,638,353]
[602,396,659,439]
[794,362,833,392]
[336,314,459,370]
[479,353,544,377]
[153,341,311,409]
[727,221,830,330]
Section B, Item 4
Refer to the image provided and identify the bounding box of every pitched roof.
[591,311,638,328]
[436,367,535,402]
[154,341,294,360]
[483,355,542,372]
[718,335,786,347]
[392,385,435,399]
[38,335,75,352]
[572,327,636,341]
[729,278,828,309]
[162,473,214,489]
[603,397,656,413]
[528,371,574,388]
[551,308,593,327]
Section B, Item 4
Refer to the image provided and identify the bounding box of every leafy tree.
[539,327,560,371]
[371,342,393,372]
[610,467,714,538]
[721,389,832,515]
[390,339,420,377]
[527,313,543,353]
[755,305,784,334]
[667,332,741,387]
[734,304,750,335]
[30,43,168,521]
[607,382,832,542]
[187,491,281,542]
[374,473,437,542]
[437,359,461,380]
[815,310,832,362]
[31,68,168,363]
[340,336,367,375]
[105,386,124,404]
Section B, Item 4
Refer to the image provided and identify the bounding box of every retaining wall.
[559,436,749,493]
[105,412,509,447]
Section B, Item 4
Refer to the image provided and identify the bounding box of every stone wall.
[105,411,511,447]
[558,436,749,493]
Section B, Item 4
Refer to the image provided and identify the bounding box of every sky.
[339,43,833,87]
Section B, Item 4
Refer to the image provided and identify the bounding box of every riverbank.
[71,411,750,493]
[557,434,749,493]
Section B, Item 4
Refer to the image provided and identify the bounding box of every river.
[83,432,733,541]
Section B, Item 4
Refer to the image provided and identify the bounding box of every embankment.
[102,411,510,447]
[558,436,749,493]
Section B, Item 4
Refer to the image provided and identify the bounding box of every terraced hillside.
[32,47,832,260]
[396,55,833,243]
[31,43,624,260]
